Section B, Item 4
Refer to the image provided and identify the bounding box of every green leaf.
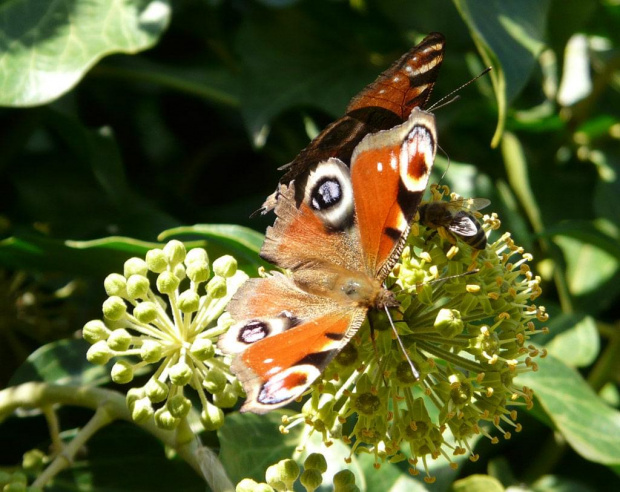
[0,227,265,276]
[501,131,544,234]
[545,313,600,368]
[553,234,620,297]
[0,0,171,106]
[518,353,620,465]
[532,474,599,492]
[218,411,303,484]
[453,474,505,492]
[0,234,161,276]
[453,0,551,146]
[8,338,112,386]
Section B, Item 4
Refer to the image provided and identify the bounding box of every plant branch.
[0,382,234,492]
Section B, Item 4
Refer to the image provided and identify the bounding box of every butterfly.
[258,32,445,215]
[219,35,445,414]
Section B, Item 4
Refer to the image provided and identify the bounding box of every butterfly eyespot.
[311,177,342,211]
[304,158,354,231]
[239,320,270,344]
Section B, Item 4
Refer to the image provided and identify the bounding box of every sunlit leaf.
[0,0,171,106]
[453,0,550,146]
[453,474,504,492]
[518,353,620,465]
[545,313,599,368]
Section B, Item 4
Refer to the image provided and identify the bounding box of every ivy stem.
[32,405,113,487]
[0,382,234,492]
[41,405,63,455]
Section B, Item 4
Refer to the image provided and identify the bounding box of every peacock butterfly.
[219,34,444,413]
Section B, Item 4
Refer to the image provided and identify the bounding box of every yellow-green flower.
[83,240,248,430]
[279,186,548,483]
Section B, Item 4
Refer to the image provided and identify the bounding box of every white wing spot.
[390,152,398,170]
[377,162,383,172]
[393,76,400,82]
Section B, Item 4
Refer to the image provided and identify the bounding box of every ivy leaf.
[518,353,620,465]
[0,0,171,106]
[218,411,303,484]
[8,339,112,387]
[453,0,551,146]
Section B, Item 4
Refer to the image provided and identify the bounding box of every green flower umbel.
[280,186,548,483]
[83,240,247,430]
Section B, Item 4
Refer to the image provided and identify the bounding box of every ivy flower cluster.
[83,240,247,431]
[278,185,548,483]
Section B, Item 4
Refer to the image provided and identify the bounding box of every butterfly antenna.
[428,66,492,112]
[427,269,479,286]
[384,306,420,380]
[436,143,451,184]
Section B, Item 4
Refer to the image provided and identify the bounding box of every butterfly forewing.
[351,108,437,277]
[262,33,445,212]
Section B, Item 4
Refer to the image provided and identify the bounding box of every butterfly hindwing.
[221,274,366,413]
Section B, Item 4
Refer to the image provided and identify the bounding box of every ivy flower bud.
[203,367,227,393]
[201,402,225,431]
[186,261,210,283]
[156,271,179,294]
[163,240,186,266]
[145,248,167,273]
[304,453,327,473]
[236,479,274,492]
[107,329,131,351]
[134,301,158,323]
[300,469,323,492]
[102,296,127,321]
[104,273,127,297]
[124,257,148,277]
[434,308,464,338]
[207,276,227,298]
[145,378,169,403]
[154,407,180,430]
[169,361,192,386]
[266,459,299,492]
[185,247,208,266]
[82,320,111,344]
[22,449,45,471]
[111,360,134,384]
[212,384,238,408]
[140,339,164,363]
[126,387,145,407]
[126,274,149,299]
[173,263,186,282]
[213,255,237,278]
[190,339,215,361]
[167,394,192,418]
[178,291,199,313]
[333,470,357,491]
[86,341,113,365]
[131,397,154,423]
